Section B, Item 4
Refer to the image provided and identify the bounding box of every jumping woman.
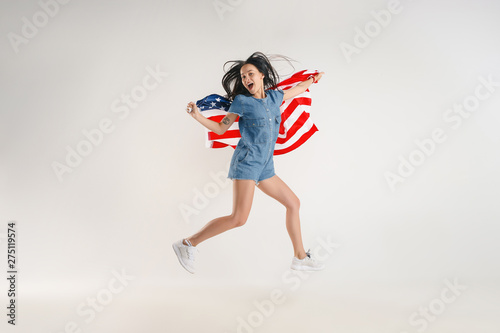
[173,52,325,274]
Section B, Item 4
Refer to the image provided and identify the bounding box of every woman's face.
[240,63,265,95]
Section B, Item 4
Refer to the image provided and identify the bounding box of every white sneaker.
[172,239,198,274]
[290,250,325,271]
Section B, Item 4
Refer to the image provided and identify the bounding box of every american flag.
[196,69,319,155]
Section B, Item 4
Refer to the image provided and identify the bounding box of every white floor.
[6,279,500,333]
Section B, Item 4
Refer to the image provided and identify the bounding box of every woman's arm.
[186,101,239,135]
[283,72,324,101]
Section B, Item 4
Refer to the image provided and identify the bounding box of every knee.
[286,195,300,212]
[230,214,248,228]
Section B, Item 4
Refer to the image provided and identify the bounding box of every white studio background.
[1,0,499,332]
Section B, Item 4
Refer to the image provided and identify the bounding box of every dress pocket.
[241,117,267,144]
[242,118,266,127]
[237,147,250,163]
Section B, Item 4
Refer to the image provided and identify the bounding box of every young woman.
[173,52,325,274]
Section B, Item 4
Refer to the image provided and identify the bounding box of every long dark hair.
[222,52,296,101]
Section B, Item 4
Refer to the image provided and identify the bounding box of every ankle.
[183,239,194,247]
[295,251,307,260]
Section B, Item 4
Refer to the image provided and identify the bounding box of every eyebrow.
[240,70,254,76]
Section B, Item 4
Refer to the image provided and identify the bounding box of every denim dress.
[227,89,284,185]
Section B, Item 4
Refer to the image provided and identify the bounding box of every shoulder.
[266,89,284,104]
[233,94,246,102]
[229,94,249,116]
[267,89,284,98]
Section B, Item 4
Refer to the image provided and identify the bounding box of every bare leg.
[256,175,307,259]
[186,179,255,247]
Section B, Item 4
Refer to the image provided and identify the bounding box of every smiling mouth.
[247,83,254,90]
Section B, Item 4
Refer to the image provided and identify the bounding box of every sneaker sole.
[290,264,325,272]
[172,242,195,274]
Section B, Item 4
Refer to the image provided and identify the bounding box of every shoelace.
[304,249,316,262]
[186,246,198,261]
[183,239,197,261]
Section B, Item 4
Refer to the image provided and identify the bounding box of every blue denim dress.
[227,89,284,185]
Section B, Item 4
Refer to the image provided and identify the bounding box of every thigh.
[232,179,256,219]
[256,175,299,208]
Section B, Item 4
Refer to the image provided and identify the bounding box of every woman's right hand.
[186,102,201,119]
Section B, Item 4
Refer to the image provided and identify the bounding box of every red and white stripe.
[273,69,319,155]
[203,109,241,148]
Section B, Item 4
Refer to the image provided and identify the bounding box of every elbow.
[215,127,226,136]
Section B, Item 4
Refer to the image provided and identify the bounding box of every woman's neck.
[252,88,266,99]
